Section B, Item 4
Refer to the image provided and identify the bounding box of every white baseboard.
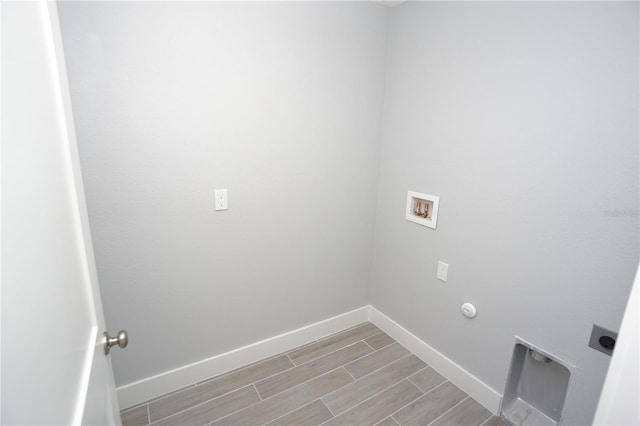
[367,306,502,414]
[117,304,502,415]
[117,306,370,410]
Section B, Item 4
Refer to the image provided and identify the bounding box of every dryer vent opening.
[501,340,572,426]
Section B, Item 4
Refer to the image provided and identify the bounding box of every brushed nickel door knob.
[104,330,128,355]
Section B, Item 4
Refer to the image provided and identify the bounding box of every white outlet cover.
[437,261,448,282]
[214,189,228,211]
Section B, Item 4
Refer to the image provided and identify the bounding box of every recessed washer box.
[406,191,440,229]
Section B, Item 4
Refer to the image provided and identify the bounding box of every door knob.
[104,330,128,355]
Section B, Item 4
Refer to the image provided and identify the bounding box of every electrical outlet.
[588,324,617,356]
[214,189,228,211]
[437,261,448,282]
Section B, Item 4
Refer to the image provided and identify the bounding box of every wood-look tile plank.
[121,405,149,426]
[288,323,380,365]
[429,397,492,426]
[198,354,295,386]
[212,368,354,426]
[392,381,467,426]
[322,380,423,426]
[148,384,197,402]
[376,417,399,426]
[408,367,447,393]
[151,385,260,426]
[265,400,333,426]
[149,354,293,422]
[365,332,395,350]
[323,355,426,415]
[256,342,372,399]
[344,343,410,379]
[481,416,510,426]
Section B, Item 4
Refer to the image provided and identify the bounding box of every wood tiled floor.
[121,322,509,426]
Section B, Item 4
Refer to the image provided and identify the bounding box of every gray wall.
[58,1,389,386]
[59,2,639,423]
[371,2,639,425]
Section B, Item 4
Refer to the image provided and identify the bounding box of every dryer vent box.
[502,338,573,426]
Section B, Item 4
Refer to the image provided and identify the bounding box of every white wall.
[371,2,638,425]
[57,1,389,387]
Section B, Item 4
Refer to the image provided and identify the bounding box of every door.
[1,1,122,424]
[593,264,639,425]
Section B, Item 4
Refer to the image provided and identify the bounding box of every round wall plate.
[461,302,477,318]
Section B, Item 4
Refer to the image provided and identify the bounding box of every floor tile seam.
[195,387,270,426]
[414,379,450,398]
[373,416,399,426]
[371,340,395,351]
[292,340,375,367]
[389,387,438,425]
[288,332,379,366]
[364,332,395,351]
[196,351,300,386]
[343,344,410,379]
[292,339,372,370]
[424,395,470,426]
[258,340,374,397]
[374,416,400,426]
[248,362,306,398]
[196,356,296,389]
[256,362,355,401]
[406,365,430,383]
[345,352,414,384]
[326,373,424,418]
[479,415,498,426]
[120,401,149,416]
[343,367,357,382]
[406,367,448,394]
[285,322,373,362]
[146,381,228,419]
[259,398,331,426]
[285,352,295,366]
[321,395,338,418]
[148,384,258,425]
[242,337,381,401]
[318,379,425,426]
[183,358,301,406]
[210,365,354,426]
[317,409,336,426]
[132,325,376,421]
[149,363,296,422]
[452,396,494,426]
[365,331,385,341]
[363,340,377,351]
[135,325,376,414]
[253,383,263,401]
[197,363,291,387]
[319,353,416,411]
[288,323,381,361]
[388,379,453,424]
[335,338,395,377]
[148,385,244,423]
[142,384,198,408]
